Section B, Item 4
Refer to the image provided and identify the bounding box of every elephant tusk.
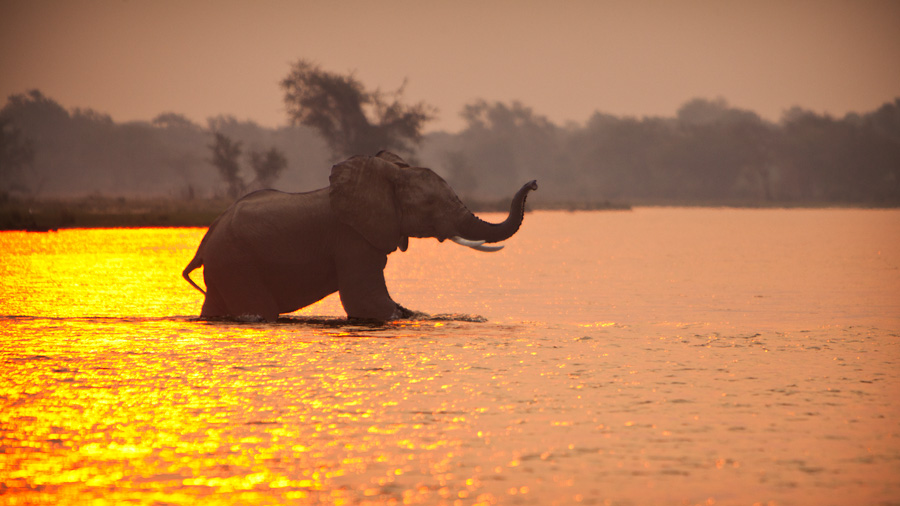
[450,236,505,252]
[451,236,484,248]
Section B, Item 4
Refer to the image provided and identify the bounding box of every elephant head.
[329,151,538,254]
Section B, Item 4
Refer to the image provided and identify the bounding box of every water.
[1,209,898,505]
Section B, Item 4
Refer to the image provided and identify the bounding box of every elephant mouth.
[450,236,505,252]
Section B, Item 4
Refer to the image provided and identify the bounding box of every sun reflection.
[578,321,617,328]
[1,228,208,318]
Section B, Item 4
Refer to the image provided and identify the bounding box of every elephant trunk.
[456,180,538,244]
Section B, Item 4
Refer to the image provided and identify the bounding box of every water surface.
[2,209,898,505]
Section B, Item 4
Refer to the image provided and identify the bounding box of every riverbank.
[0,197,233,231]
[6,194,893,231]
[0,196,631,231]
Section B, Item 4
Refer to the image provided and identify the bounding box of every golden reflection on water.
[2,212,900,505]
[1,317,547,505]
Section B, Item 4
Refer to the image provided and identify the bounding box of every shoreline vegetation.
[0,196,631,232]
[2,195,894,232]
[4,91,899,217]
[1,197,232,231]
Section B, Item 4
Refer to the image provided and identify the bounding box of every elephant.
[182,151,538,321]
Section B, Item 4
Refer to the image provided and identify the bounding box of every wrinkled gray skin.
[183,151,538,321]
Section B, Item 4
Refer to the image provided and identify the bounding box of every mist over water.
[1,209,899,505]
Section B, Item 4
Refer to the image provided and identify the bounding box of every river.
[1,208,898,505]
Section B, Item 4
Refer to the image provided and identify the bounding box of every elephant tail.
[182,254,206,295]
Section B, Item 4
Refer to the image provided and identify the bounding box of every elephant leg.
[203,263,279,322]
[200,283,229,318]
[336,253,399,320]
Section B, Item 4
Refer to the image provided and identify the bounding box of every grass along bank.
[0,195,632,231]
[0,197,233,231]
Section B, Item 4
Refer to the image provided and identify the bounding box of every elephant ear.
[329,155,404,253]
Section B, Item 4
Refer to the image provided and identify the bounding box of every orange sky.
[2,0,898,132]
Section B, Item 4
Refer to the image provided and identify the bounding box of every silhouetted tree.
[440,149,478,196]
[281,59,435,159]
[249,147,287,188]
[152,112,201,131]
[670,98,775,200]
[457,100,566,198]
[0,116,35,194]
[209,132,245,199]
[778,103,900,203]
[569,113,675,200]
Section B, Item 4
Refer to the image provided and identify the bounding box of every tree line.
[2,60,898,206]
[0,89,331,200]
[425,97,899,205]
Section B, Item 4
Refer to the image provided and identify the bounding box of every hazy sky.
[2,0,899,132]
